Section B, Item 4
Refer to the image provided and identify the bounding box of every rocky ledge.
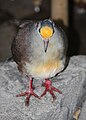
[0,56,86,120]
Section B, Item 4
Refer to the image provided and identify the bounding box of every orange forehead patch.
[40,26,53,39]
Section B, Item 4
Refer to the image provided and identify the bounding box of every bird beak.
[44,40,49,52]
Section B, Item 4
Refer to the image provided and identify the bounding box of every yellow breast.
[30,59,63,79]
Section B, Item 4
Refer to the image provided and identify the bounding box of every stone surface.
[0,56,86,120]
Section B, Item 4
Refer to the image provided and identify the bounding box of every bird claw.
[40,79,62,102]
[16,78,62,106]
[16,79,40,106]
[16,90,40,106]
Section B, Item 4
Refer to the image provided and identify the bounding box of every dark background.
[0,0,86,61]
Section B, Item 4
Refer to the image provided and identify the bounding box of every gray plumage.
[11,19,67,79]
[11,19,68,106]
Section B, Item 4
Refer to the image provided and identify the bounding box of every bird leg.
[16,78,40,106]
[40,79,62,102]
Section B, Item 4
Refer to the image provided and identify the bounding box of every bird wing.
[11,21,34,72]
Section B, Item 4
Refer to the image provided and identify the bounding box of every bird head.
[37,19,54,52]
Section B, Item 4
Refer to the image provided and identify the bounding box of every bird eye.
[39,28,40,33]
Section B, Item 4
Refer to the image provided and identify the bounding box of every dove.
[11,19,67,106]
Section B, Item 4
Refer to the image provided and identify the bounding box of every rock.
[0,55,86,120]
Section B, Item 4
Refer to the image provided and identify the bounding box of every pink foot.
[40,79,62,102]
[16,78,40,106]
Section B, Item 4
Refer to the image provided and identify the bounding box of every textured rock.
[0,56,86,120]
